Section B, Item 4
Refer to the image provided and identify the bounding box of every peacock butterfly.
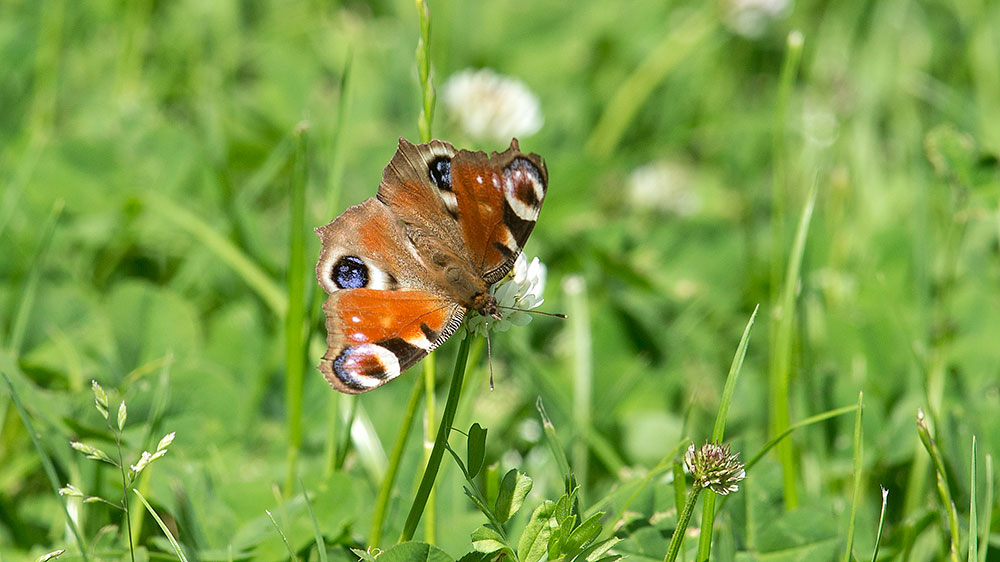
[315,138,548,393]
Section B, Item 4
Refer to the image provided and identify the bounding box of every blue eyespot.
[333,256,369,289]
[429,157,452,191]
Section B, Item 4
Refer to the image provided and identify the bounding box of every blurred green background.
[2,0,999,560]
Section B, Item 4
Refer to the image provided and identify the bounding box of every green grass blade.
[3,371,89,561]
[6,199,63,353]
[712,304,759,441]
[842,391,865,562]
[134,489,188,562]
[566,275,592,506]
[415,0,434,143]
[586,6,716,158]
[593,438,689,533]
[300,480,329,562]
[769,176,819,511]
[871,487,888,562]
[264,508,300,562]
[979,454,993,562]
[537,397,573,480]
[968,436,977,562]
[744,404,858,472]
[916,409,961,562]
[145,191,285,316]
[399,333,472,542]
[284,124,310,496]
[370,375,426,547]
[422,351,437,544]
[696,305,760,561]
[323,52,352,221]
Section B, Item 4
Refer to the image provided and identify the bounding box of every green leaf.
[564,511,603,555]
[471,525,505,554]
[517,501,558,562]
[578,536,622,562]
[548,514,575,559]
[494,469,532,522]
[456,553,495,562]
[467,423,487,478]
[377,542,454,562]
[554,490,576,522]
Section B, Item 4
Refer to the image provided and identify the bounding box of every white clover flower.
[724,0,792,39]
[627,160,700,216]
[442,68,543,142]
[684,442,746,495]
[467,253,547,336]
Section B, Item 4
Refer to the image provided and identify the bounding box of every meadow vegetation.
[1,0,998,560]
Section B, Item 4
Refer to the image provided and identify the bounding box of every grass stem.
[665,484,701,562]
[369,375,426,547]
[399,333,472,542]
[284,124,310,496]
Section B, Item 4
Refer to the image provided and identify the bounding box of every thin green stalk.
[744,404,858,473]
[414,0,436,541]
[113,419,136,562]
[567,276,592,506]
[665,484,701,562]
[968,436,977,562]
[7,200,63,353]
[284,124,310,496]
[334,395,357,471]
[769,30,804,283]
[3,372,90,561]
[696,305,759,562]
[135,490,188,562]
[399,333,472,542]
[301,479,330,562]
[586,6,716,158]
[711,305,759,441]
[768,30,804,513]
[842,392,865,562]
[537,397,573,481]
[871,487,888,562]
[146,191,285,315]
[979,454,993,562]
[369,375,426,547]
[422,353,437,544]
[769,175,818,512]
[916,409,961,562]
[265,509,300,562]
[415,0,434,143]
[596,438,689,534]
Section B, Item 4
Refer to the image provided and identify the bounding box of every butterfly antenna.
[485,323,495,390]
[497,305,567,319]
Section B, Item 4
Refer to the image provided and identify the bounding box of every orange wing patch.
[319,289,464,393]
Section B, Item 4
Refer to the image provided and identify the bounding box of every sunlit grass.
[1,0,998,560]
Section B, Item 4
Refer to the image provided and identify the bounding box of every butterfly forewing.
[448,141,548,283]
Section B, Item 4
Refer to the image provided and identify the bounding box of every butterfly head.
[473,292,503,321]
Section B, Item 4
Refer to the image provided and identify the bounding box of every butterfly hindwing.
[319,289,464,393]
[315,198,464,394]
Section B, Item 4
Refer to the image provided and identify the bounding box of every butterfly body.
[315,138,547,393]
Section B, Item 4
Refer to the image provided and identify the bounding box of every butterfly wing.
[315,198,464,393]
[449,139,548,283]
[377,138,548,284]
